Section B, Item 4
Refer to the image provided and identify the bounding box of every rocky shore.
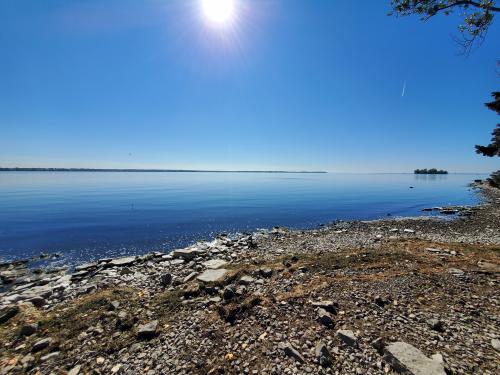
[1,183,499,375]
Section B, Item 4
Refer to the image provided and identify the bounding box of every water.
[0,172,484,265]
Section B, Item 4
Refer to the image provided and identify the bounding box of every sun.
[200,0,236,27]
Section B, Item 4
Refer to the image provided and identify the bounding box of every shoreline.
[1,183,499,374]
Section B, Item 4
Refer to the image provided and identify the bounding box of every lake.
[0,172,484,265]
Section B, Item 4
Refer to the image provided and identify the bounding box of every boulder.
[384,342,446,375]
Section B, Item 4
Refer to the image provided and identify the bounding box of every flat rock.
[109,257,137,267]
[384,342,446,375]
[137,320,159,339]
[196,269,228,283]
[202,259,228,269]
[172,248,204,261]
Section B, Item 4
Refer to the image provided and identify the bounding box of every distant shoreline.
[0,167,327,174]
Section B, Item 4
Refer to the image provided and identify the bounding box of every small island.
[414,168,448,174]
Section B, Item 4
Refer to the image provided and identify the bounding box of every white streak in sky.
[401,80,406,97]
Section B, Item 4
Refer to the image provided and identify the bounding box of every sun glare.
[200,0,236,27]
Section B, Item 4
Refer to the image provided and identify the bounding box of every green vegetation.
[476,92,500,188]
[389,0,499,53]
[414,168,448,174]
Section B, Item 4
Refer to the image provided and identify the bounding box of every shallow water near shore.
[0,172,485,265]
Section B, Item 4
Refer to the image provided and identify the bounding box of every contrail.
[401,80,406,97]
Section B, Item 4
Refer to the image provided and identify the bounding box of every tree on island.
[389,0,500,53]
[414,168,448,174]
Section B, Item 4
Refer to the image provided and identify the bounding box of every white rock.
[197,269,228,283]
[202,259,228,269]
[384,342,446,375]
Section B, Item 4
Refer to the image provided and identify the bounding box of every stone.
[169,259,184,266]
[239,275,256,285]
[384,342,446,375]
[374,295,390,307]
[68,365,82,375]
[109,300,120,310]
[0,306,19,324]
[183,272,198,283]
[403,229,415,234]
[279,342,305,363]
[75,262,98,272]
[197,269,228,283]
[40,351,60,361]
[96,356,105,364]
[19,323,38,336]
[448,268,465,276]
[223,285,236,300]
[311,300,339,314]
[25,296,45,307]
[315,341,332,367]
[427,319,445,332]
[492,338,500,352]
[258,268,273,278]
[31,338,53,352]
[137,320,159,340]
[109,257,136,267]
[337,330,358,348]
[202,259,228,269]
[317,308,334,328]
[172,248,204,261]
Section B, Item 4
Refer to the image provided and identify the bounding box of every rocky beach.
[1,183,499,375]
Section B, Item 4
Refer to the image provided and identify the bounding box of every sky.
[0,0,499,173]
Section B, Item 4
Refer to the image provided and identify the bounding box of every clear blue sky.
[1,0,499,172]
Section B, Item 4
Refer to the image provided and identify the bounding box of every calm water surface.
[0,172,484,265]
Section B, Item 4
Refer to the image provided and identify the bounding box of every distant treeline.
[414,168,448,174]
[0,167,327,174]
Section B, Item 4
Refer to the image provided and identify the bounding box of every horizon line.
[0,167,328,174]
